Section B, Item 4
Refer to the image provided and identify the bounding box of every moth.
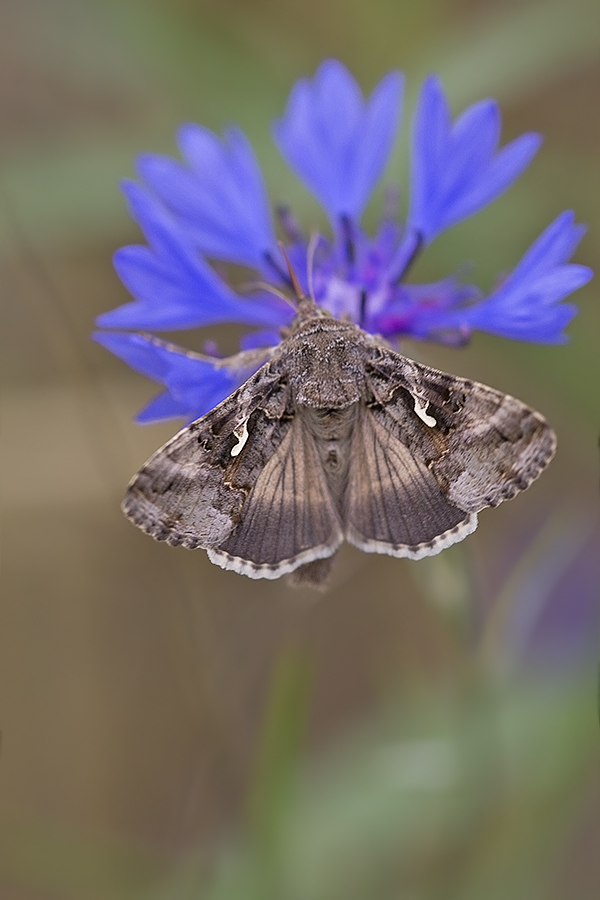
[123,286,556,588]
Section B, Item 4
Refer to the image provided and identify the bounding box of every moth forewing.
[121,416,245,549]
[362,342,557,510]
[121,357,289,549]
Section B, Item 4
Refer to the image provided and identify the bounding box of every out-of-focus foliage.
[1,0,598,898]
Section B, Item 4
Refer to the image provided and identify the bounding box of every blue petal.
[93,331,270,423]
[136,391,192,423]
[97,182,292,331]
[406,75,542,243]
[273,60,403,222]
[371,278,480,340]
[136,125,280,271]
[239,329,282,350]
[93,330,168,381]
[447,134,542,227]
[502,210,587,285]
[409,212,592,343]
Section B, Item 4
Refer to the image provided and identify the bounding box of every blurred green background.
[1,0,599,897]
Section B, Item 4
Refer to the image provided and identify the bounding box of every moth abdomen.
[325,448,340,471]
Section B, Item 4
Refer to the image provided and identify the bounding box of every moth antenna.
[241,279,297,310]
[278,242,318,319]
[306,231,320,303]
[278,241,303,299]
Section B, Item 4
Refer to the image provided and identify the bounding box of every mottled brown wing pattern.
[363,343,557,514]
[208,415,343,579]
[122,318,557,587]
[345,405,476,559]
[123,357,344,578]
[122,361,290,549]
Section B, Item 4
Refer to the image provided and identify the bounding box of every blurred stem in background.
[245,646,313,899]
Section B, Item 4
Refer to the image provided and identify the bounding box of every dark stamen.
[359,288,367,327]
[276,205,304,243]
[340,214,356,265]
[393,232,424,284]
[264,249,293,287]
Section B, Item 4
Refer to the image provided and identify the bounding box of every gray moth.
[122,293,556,588]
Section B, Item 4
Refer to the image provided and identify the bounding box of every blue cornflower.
[94,59,592,425]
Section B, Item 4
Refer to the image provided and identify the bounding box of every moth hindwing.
[123,314,556,587]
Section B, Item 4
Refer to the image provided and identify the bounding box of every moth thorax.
[290,332,364,407]
[294,376,362,408]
